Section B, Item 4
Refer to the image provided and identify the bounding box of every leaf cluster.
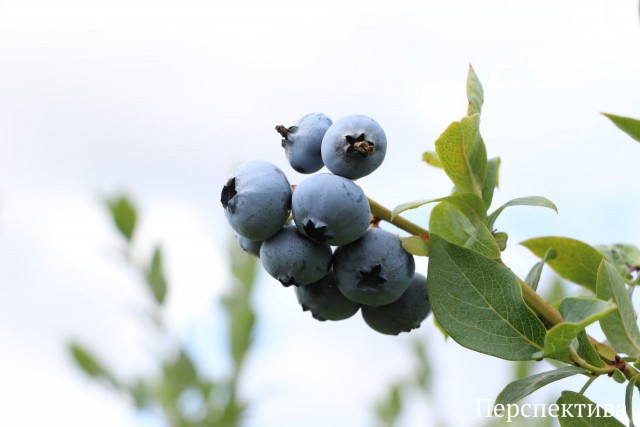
[385,67,640,425]
[69,195,259,427]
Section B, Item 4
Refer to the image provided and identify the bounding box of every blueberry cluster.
[221,113,431,335]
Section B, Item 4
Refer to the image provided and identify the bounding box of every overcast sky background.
[1,1,640,426]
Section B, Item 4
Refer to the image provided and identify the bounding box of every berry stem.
[367,197,430,237]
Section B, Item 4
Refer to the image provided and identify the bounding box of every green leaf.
[596,244,640,284]
[495,366,587,407]
[543,297,617,361]
[429,201,501,259]
[106,195,137,242]
[576,331,608,369]
[626,376,638,427]
[482,157,501,209]
[376,383,403,426]
[557,391,625,426]
[596,260,640,357]
[69,342,117,388]
[435,114,487,198]
[427,235,546,360]
[422,151,442,168]
[223,240,259,376]
[163,349,198,396]
[466,64,484,116]
[521,237,604,292]
[146,246,168,305]
[525,248,557,291]
[487,196,558,229]
[392,192,486,221]
[602,113,640,143]
[402,235,430,256]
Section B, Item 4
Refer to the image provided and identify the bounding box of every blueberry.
[276,113,332,174]
[260,225,332,287]
[361,273,430,335]
[321,115,387,179]
[221,161,292,241]
[294,270,360,321]
[334,228,415,306]
[235,233,262,257]
[291,173,371,246]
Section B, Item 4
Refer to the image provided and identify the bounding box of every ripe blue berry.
[291,173,371,246]
[361,273,430,335]
[221,161,292,241]
[334,228,415,306]
[235,233,262,257]
[321,115,387,179]
[294,270,360,321]
[276,113,332,174]
[260,225,332,287]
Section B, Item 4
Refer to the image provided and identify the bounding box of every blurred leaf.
[402,235,430,256]
[146,245,168,305]
[106,195,137,242]
[482,157,501,209]
[495,366,587,406]
[545,278,567,306]
[513,360,533,381]
[412,339,432,392]
[543,297,616,361]
[467,64,484,116]
[69,342,116,385]
[596,244,640,284]
[422,151,442,168]
[525,248,557,291]
[376,383,403,427]
[435,114,487,198]
[602,113,640,143]
[521,237,604,292]
[163,349,198,396]
[427,235,546,360]
[487,196,557,229]
[597,260,640,357]
[128,379,152,409]
[223,241,259,377]
[556,391,624,426]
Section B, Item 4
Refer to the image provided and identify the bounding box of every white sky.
[1,1,640,426]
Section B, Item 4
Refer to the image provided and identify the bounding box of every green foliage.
[70,342,117,386]
[486,196,557,230]
[596,260,640,357]
[70,195,259,427]
[466,63,484,116]
[401,235,430,256]
[525,248,557,291]
[556,391,624,426]
[625,376,639,427]
[602,113,640,143]
[373,338,434,427]
[522,237,604,292]
[543,298,616,362]
[495,366,588,407]
[383,65,640,425]
[435,113,487,199]
[596,244,640,285]
[421,151,442,168]
[105,195,137,242]
[146,246,168,305]
[427,235,546,360]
